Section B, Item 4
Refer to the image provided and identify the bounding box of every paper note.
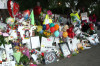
[41,37,54,52]
[2,61,15,66]
[31,36,40,49]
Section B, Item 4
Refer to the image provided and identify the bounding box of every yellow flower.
[47,33,50,36]
[44,31,47,35]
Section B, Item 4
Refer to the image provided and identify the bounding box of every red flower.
[41,52,44,56]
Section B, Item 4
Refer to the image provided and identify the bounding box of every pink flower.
[3,33,9,37]
[47,10,52,15]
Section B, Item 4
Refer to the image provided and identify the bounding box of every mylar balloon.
[54,31,59,37]
[42,25,46,30]
[50,27,55,33]
[6,17,15,25]
[7,0,19,18]
[54,24,59,30]
[40,30,43,34]
[59,31,63,37]
[23,10,30,20]
[46,24,50,30]
[37,26,42,32]
[34,6,41,15]
[50,23,54,27]
[63,32,68,38]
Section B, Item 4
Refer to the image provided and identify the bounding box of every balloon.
[7,0,19,18]
[34,6,41,15]
[23,10,30,20]
[63,32,68,38]
[54,31,59,37]
[13,51,21,63]
[24,14,29,20]
[59,31,63,37]
[50,23,54,27]
[46,24,50,30]
[43,25,46,30]
[13,2,19,16]
[6,17,15,25]
[37,26,42,32]
[50,27,55,33]
[54,24,59,30]
[40,30,43,34]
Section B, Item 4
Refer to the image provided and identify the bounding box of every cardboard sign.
[59,42,70,57]
[67,37,80,51]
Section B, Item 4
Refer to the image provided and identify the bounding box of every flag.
[30,10,35,25]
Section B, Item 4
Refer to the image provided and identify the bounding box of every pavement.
[39,30,100,66]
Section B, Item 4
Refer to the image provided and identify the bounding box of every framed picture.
[25,30,30,38]
[32,30,35,37]
[30,26,37,37]
[58,42,70,57]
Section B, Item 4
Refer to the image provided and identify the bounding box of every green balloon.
[50,23,54,27]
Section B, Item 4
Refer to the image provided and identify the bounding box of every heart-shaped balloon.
[7,0,19,18]
[13,2,19,16]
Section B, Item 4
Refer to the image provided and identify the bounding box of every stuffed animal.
[63,25,69,32]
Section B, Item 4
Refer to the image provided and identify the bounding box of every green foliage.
[0,35,6,46]
[20,55,29,65]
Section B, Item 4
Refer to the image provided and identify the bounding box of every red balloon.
[34,6,41,15]
[7,0,19,18]
[13,2,19,16]
[7,0,13,17]
[50,27,55,33]
[46,24,50,30]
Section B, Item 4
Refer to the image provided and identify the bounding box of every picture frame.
[25,29,30,39]
[58,42,70,57]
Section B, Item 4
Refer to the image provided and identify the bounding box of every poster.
[41,37,54,52]
[0,0,8,9]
